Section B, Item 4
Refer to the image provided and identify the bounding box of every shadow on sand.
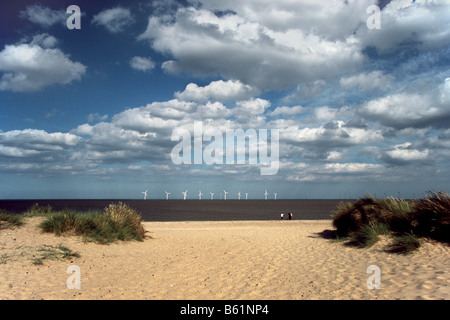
[310,229,339,240]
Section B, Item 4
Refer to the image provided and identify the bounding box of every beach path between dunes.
[1,218,449,300]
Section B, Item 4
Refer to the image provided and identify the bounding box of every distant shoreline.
[0,199,343,221]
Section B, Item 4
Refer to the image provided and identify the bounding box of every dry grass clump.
[411,191,450,243]
[332,196,414,236]
[101,202,146,242]
[24,203,53,216]
[32,244,80,265]
[0,210,24,229]
[39,202,146,244]
[331,191,449,254]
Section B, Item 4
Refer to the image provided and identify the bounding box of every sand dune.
[0,217,449,300]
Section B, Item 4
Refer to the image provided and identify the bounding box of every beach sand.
[0,217,449,300]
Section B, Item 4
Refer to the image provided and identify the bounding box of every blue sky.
[0,0,449,199]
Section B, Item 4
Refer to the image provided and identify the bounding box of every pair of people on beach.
[280,212,293,220]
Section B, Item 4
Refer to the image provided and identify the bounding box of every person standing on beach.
[280,213,284,220]
[288,212,293,220]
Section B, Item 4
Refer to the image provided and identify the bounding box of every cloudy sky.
[0,0,449,199]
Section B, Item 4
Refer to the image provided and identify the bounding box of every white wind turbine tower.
[142,190,148,200]
[198,190,203,200]
[264,190,268,200]
[223,190,228,200]
[165,191,170,200]
[274,192,277,200]
[182,190,188,200]
[237,192,241,200]
[210,192,214,200]
[245,193,248,200]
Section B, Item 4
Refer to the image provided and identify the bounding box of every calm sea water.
[0,199,345,221]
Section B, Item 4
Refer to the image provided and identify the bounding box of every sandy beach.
[0,217,449,300]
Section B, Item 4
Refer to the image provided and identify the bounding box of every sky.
[0,0,449,199]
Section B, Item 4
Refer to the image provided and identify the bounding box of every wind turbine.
[245,193,248,200]
[142,190,148,200]
[274,192,277,200]
[182,190,188,200]
[223,190,228,200]
[165,191,170,200]
[210,192,214,200]
[264,190,268,200]
[198,190,203,200]
[237,192,241,200]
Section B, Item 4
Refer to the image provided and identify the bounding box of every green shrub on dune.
[103,202,146,241]
[331,191,450,254]
[25,203,53,216]
[39,210,78,235]
[411,191,450,243]
[39,202,146,244]
[0,210,24,229]
[385,233,422,254]
[332,196,415,237]
[333,197,385,237]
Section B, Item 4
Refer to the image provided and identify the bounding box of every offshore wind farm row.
[141,189,278,200]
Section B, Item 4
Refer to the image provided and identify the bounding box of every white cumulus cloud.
[340,71,393,92]
[383,142,430,165]
[358,0,450,52]
[139,6,365,91]
[92,7,134,33]
[129,56,155,72]
[20,4,67,27]
[359,79,450,129]
[175,80,259,102]
[0,36,86,92]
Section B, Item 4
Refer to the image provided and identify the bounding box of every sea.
[0,199,346,221]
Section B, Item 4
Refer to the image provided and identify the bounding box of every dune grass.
[331,191,450,254]
[38,202,147,244]
[385,233,422,255]
[0,210,24,230]
[32,244,81,265]
[344,223,390,248]
[24,203,53,216]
